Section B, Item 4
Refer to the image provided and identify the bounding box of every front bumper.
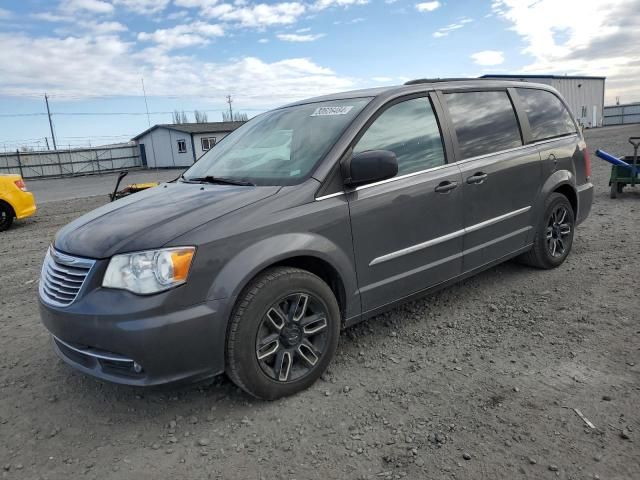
[576,182,594,225]
[39,293,228,386]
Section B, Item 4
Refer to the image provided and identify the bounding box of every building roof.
[480,74,606,81]
[132,121,246,140]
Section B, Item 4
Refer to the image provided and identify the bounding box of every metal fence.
[603,103,640,126]
[0,144,142,179]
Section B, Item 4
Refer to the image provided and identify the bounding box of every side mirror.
[342,150,398,187]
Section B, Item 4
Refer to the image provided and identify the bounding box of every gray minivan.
[39,79,593,399]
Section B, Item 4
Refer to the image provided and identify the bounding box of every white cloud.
[277,32,325,42]
[176,0,369,28]
[432,21,466,37]
[79,20,128,34]
[138,22,224,49]
[208,2,307,27]
[0,7,12,19]
[415,1,440,12]
[258,38,269,43]
[113,0,171,14]
[60,0,114,14]
[333,17,364,24]
[493,0,640,102]
[0,32,354,105]
[471,50,504,66]
[314,0,369,9]
[31,12,71,22]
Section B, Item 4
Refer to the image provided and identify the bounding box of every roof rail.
[404,77,486,85]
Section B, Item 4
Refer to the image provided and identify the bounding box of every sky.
[0,0,639,151]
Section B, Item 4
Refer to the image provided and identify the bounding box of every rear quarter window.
[444,91,522,160]
[516,88,577,141]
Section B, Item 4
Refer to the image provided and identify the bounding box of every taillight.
[583,147,591,180]
[14,179,27,192]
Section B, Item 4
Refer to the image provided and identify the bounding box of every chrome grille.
[39,247,95,307]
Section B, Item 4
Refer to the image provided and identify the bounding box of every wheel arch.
[538,169,578,217]
[208,233,359,326]
[0,199,15,216]
[552,183,578,217]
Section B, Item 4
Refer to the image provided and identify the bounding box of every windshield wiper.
[184,175,255,186]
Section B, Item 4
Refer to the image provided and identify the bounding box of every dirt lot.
[1,125,639,480]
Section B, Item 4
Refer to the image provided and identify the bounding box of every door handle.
[434,181,458,193]
[466,172,488,184]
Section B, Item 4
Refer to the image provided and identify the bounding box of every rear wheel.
[519,193,575,269]
[0,202,14,232]
[225,267,340,400]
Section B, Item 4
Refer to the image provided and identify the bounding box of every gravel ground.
[1,125,639,480]
[27,169,183,203]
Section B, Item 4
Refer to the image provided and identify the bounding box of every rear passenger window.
[516,88,577,141]
[354,97,445,176]
[444,91,522,159]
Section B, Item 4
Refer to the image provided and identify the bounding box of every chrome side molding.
[369,206,531,266]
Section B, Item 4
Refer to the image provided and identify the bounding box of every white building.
[481,75,606,128]
[132,121,245,168]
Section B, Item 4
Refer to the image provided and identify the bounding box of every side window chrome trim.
[355,164,450,191]
[315,191,345,201]
[314,163,451,200]
[314,134,578,201]
[455,133,577,166]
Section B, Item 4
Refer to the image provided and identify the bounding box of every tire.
[225,267,341,400]
[610,182,618,199]
[519,193,575,269]
[0,202,14,232]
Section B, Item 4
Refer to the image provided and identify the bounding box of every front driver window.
[354,97,446,176]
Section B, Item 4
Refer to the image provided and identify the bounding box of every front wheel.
[225,267,340,400]
[519,193,575,269]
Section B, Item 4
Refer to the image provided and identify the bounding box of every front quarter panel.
[168,182,359,323]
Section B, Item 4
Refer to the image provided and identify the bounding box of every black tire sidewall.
[538,194,575,268]
[227,268,340,400]
[0,203,13,232]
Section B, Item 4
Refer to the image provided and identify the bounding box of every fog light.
[133,362,143,373]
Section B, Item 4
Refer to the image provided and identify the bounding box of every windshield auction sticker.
[311,106,354,116]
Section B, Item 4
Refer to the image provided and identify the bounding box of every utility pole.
[141,77,152,127]
[226,95,233,121]
[44,94,57,150]
[141,77,158,170]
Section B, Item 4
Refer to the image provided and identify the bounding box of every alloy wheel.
[545,206,572,258]
[255,292,329,383]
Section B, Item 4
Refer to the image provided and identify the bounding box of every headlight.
[103,247,195,294]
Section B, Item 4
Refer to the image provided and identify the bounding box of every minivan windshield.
[183,98,371,186]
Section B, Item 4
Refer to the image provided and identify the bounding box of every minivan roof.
[283,78,556,108]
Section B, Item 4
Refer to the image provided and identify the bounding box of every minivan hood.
[54,183,280,259]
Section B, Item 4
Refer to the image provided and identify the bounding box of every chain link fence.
[0,144,142,179]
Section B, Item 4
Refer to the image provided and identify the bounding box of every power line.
[0,108,262,118]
